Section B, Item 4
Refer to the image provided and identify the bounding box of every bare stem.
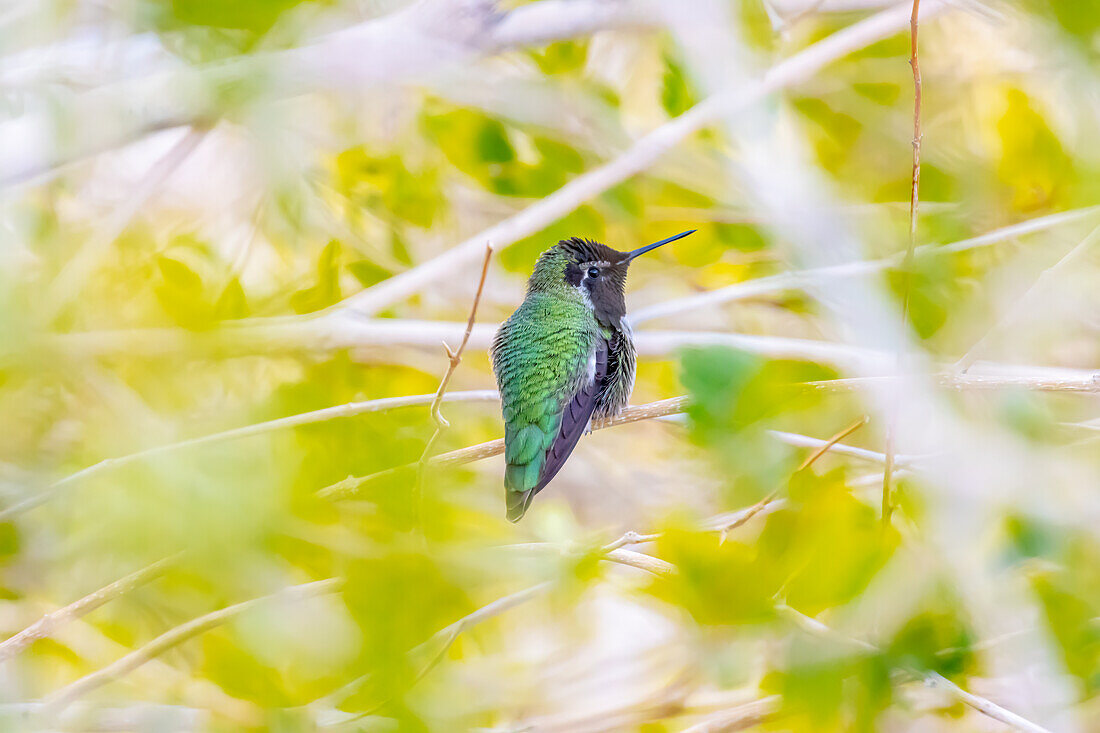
[0,557,174,663]
[319,396,689,500]
[883,0,923,529]
[42,578,342,716]
[414,244,493,526]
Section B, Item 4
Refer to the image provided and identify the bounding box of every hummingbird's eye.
[587,266,600,279]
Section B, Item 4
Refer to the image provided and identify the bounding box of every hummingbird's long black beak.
[624,229,696,262]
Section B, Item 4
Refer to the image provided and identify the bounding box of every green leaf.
[348,259,392,288]
[214,277,249,320]
[529,40,589,74]
[650,529,781,626]
[661,54,697,118]
[289,240,342,314]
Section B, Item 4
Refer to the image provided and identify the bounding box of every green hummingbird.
[490,230,695,522]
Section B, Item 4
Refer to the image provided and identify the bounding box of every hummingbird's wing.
[494,328,608,523]
[515,338,609,518]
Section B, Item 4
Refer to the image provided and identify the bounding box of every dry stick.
[318,396,689,500]
[0,557,174,663]
[775,605,1053,733]
[333,0,946,317]
[602,415,871,551]
[22,360,1096,522]
[679,696,780,733]
[883,0,923,530]
[41,578,342,716]
[715,415,870,542]
[413,245,493,525]
[320,396,918,501]
[954,223,1100,372]
[807,374,1100,394]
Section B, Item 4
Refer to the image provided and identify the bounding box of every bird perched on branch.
[490,230,695,521]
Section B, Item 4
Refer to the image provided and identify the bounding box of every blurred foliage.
[0,0,1096,730]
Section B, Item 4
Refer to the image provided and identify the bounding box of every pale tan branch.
[42,578,343,715]
[884,0,925,529]
[319,395,927,501]
[318,396,687,500]
[0,557,174,663]
[808,374,1100,394]
[679,695,780,733]
[415,245,493,522]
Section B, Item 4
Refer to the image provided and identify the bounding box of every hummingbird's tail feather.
[506,488,535,522]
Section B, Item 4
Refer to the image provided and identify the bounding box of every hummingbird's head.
[528,230,695,328]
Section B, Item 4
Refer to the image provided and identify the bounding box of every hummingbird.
[490,230,695,522]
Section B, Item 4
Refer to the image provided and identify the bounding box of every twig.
[807,373,1100,393]
[922,673,1054,733]
[883,0,924,529]
[796,415,869,471]
[0,557,174,663]
[716,415,868,543]
[954,224,1100,372]
[775,605,1054,733]
[42,578,343,715]
[333,0,949,317]
[679,695,780,733]
[318,397,688,500]
[319,398,921,501]
[414,245,493,525]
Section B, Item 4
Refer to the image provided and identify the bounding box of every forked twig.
[883,0,923,529]
[414,244,493,524]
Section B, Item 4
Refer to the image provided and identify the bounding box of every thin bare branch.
[0,557,174,663]
[807,373,1100,393]
[415,245,493,523]
[679,695,780,733]
[797,415,869,471]
[32,208,1097,365]
[42,578,343,715]
[318,396,688,500]
[922,673,1055,733]
[320,396,921,501]
[884,0,924,529]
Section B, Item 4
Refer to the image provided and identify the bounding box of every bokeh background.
[0,0,1098,730]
